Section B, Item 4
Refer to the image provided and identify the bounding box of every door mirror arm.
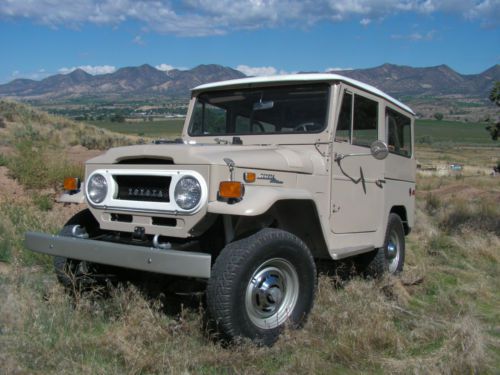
[334,140,389,163]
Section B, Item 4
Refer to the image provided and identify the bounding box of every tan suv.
[26,74,415,345]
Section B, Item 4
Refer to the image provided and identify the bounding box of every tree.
[110,114,125,123]
[434,112,444,121]
[486,81,500,140]
[489,81,500,106]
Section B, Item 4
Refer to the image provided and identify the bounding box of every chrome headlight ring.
[86,173,108,204]
[174,175,202,211]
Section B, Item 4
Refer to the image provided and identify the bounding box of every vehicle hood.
[87,143,316,174]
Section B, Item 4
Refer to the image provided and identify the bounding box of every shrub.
[0,154,7,167]
[417,135,434,145]
[7,140,84,190]
[425,193,441,214]
[439,200,500,235]
[32,193,54,211]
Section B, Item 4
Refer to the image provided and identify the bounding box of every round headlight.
[174,176,202,210]
[87,173,108,204]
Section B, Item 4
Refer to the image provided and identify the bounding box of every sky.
[0,0,499,84]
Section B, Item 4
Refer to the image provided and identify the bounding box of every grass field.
[415,119,497,145]
[88,119,185,138]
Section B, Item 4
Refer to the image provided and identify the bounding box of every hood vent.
[115,157,174,165]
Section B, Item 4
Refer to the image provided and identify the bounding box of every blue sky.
[0,0,499,83]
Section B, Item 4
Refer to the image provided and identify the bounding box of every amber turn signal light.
[219,181,244,199]
[64,177,80,191]
[243,172,256,183]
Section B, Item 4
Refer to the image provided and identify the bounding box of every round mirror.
[370,140,389,160]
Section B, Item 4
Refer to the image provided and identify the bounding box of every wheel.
[206,228,316,346]
[361,213,405,278]
[53,210,104,291]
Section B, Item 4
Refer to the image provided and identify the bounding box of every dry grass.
[0,101,498,373]
[1,172,499,374]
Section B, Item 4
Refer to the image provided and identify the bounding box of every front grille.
[114,175,171,202]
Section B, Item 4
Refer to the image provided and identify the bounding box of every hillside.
[0,100,138,190]
[0,63,498,103]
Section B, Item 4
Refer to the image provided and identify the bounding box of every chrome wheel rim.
[245,258,299,329]
[386,230,400,273]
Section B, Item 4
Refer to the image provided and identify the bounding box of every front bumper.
[24,232,211,279]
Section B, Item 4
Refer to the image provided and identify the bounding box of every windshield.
[188,83,329,136]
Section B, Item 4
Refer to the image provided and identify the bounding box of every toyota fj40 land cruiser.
[26,74,415,345]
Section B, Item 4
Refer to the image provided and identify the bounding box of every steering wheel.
[293,122,321,132]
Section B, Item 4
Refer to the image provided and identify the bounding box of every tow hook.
[70,225,89,239]
[153,234,172,250]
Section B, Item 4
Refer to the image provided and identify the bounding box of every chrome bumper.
[24,232,211,279]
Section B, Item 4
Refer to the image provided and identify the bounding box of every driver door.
[329,88,385,234]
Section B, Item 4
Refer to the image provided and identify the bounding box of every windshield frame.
[187,83,332,138]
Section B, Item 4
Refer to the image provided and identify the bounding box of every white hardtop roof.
[192,73,415,115]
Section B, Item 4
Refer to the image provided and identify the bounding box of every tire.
[53,210,102,291]
[206,228,316,346]
[362,213,405,278]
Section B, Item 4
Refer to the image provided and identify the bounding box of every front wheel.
[206,229,316,346]
[53,209,107,291]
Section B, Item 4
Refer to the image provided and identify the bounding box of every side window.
[335,92,352,142]
[387,108,412,157]
[352,95,378,147]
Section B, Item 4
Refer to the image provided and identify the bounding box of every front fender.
[207,185,313,216]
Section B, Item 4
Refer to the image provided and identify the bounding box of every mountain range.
[0,63,498,102]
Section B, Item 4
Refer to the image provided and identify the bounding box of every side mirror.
[370,140,389,160]
[334,140,390,162]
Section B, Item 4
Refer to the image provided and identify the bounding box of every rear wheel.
[206,228,316,346]
[362,213,405,278]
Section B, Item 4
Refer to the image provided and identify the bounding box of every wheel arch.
[230,199,331,260]
[390,205,410,235]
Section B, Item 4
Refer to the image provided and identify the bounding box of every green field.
[415,119,496,145]
[88,118,498,146]
[88,119,185,138]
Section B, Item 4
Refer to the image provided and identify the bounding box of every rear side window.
[386,108,412,157]
[335,91,379,147]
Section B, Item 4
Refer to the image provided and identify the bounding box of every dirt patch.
[0,262,11,275]
[66,145,103,165]
[0,146,14,156]
[0,166,27,203]
[426,183,500,203]
[0,165,85,222]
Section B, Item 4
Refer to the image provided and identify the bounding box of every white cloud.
[326,67,354,72]
[236,65,289,77]
[8,69,50,81]
[0,1,497,36]
[132,35,145,45]
[391,30,436,41]
[58,65,116,75]
[155,64,175,71]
